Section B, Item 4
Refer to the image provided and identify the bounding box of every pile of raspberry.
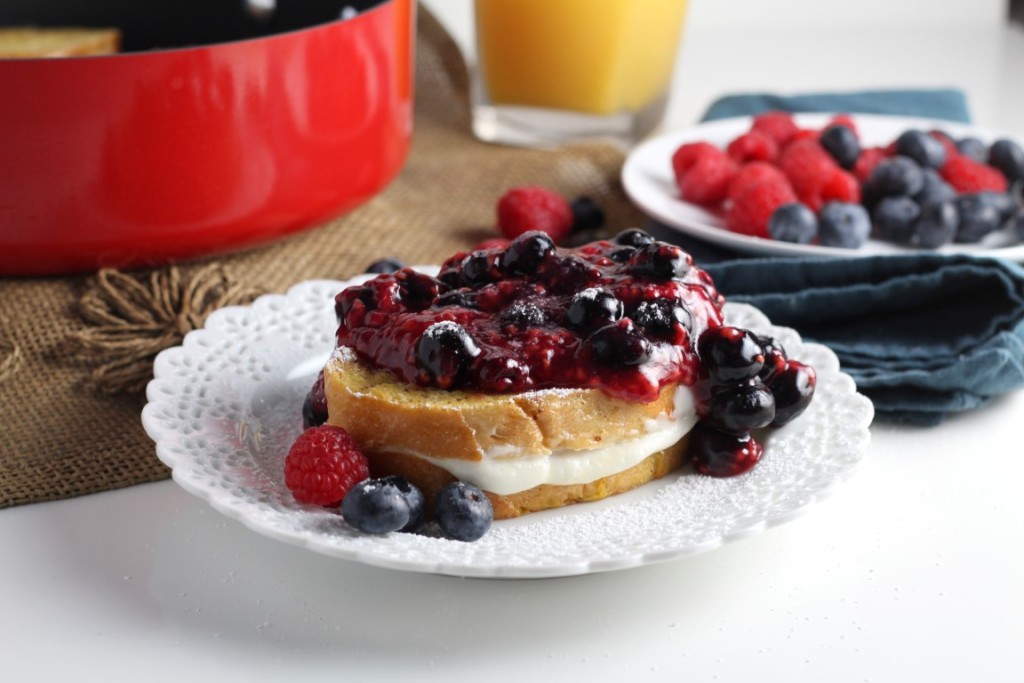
[672,111,1024,249]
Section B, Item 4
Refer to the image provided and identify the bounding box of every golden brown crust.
[0,28,120,58]
[323,351,681,462]
[364,435,689,520]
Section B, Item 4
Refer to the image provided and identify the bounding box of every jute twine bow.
[66,264,264,394]
[0,337,22,384]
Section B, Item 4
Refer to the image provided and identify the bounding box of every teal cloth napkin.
[652,88,1024,425]
[702,88,972,124]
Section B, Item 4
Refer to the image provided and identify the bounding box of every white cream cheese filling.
[417,386,698,495]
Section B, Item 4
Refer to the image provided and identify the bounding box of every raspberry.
[672,142,736,205]
[726,131,778,164]
[853,147,889,183]
[496,187,573,243]
[940,156,1009,194]
[726,178,797,238]
[671,141,720,177]
[750,111,799,146]
[821,167,861,204]
[284,425,370,507]
[727,162,788,201]
[777,138,837,212]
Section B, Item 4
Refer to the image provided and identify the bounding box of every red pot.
[0,0,415,275]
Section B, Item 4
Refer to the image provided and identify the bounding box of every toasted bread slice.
[0,27,120,58]
[323,348,694,519]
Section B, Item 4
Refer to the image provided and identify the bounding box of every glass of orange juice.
[470,0,689,147]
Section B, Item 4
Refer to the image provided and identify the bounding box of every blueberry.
[689,424,763,477]
[502,231,554,275]
[380,475,425,532]
[365,257,405,274]
[434,481,493,542]
[570,196,606,233]
[587,320,652,366]
[979,190,1018,223]
[613,228,655,248]
[767,203,818,244]
[460,251,500,287]
[609,246,635,263]
[698,326,765,383]
[502,301,546,328]
[894,129,947,168]
[914,168,957,206]
[632,299,691,337]
[628,242,690,280]
[341,478,411,534]
[301,371,328,429]
[957,136,988,163]
[954,193,1004,243]
[818,202,871,249]
[873,196,921,244]
[766,360,816,427]
[756,335,787,383]
[415,321,480,387]
[395,269,439,309]
[566,288,624,330]
[707,382,776,434]
[819,124,860,169]
[869,156,925,197]
[910,200,958,249]
[989,138,1024,184]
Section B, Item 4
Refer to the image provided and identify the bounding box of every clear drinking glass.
[470,0,689,148]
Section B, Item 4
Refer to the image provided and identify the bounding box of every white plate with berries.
[623,113,1024,260]
[142,275,873,579]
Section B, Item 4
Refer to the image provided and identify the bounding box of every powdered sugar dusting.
[143,276,874,579]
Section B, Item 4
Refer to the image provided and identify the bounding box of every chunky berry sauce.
[334,232,725,402]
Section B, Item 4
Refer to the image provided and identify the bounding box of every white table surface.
[4,11,1024,683]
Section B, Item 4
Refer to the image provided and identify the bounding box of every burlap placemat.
[0,8,645,509]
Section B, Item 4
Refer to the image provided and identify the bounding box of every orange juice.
[474,0,689,116]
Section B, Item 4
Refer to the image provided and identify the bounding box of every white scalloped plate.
[622,113,1024,260]
[142,274,874,579]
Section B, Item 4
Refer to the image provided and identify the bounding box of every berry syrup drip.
[688,326,817,476]
[334,230,725,403]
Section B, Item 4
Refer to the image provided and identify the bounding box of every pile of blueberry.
[690,326,815,477]
[773,128,1024,249]
[342,476,493,543]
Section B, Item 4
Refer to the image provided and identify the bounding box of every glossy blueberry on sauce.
[628,242,690,280]
[460,251,501,287]
[415,321,480,388]
[586,319,652,366]
[689,424,763,477]
[613,228,655,248]
[633,299,691,338]
[566,288,624,331]
[767,360,817,427]
[502,231,555,275]
[706,382,776,434]
[698,326,765,383]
